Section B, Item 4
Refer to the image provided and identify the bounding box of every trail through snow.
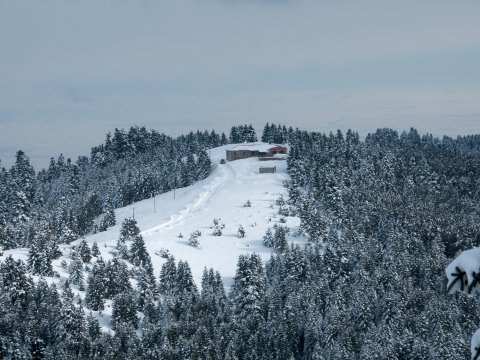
[142,161,236,236]
[1,143,305,328]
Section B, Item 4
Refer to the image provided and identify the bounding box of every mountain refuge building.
[225,143,287,161]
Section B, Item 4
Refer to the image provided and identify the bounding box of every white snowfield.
[111,143,301,288]
[2,143,302,292]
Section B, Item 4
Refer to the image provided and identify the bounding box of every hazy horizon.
[1,0,480,169]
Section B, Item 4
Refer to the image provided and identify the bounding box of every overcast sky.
[1,0,480,169]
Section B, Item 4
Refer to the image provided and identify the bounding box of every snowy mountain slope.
[107,143,302,287]
[1,143,304,324]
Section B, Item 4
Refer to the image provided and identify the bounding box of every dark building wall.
[259,166,276,173]
[226,146,287,161]
[226,150,260,161]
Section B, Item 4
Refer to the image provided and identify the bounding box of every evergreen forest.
[1,124,480,359]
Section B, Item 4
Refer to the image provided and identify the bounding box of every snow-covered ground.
[1,143,304,326]
[85,143,302,287]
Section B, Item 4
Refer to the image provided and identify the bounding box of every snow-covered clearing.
[1,143,304,327]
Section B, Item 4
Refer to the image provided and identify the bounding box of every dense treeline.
[1,125,480,358]
[284,127,480,358]
[261,123,294,144]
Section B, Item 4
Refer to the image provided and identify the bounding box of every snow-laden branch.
[446,247,480,359]
[446,247,480,294]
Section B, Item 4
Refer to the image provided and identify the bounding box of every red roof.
[268,145,287,151]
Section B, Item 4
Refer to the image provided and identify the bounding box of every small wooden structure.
[259,166,276,174]
[220,159,226,164]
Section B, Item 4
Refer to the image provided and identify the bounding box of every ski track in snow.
[142,162,236,235]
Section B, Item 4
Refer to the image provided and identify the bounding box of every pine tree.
[119,217,140,242]
[237,225,245,238]
[91,242,101,257]
[261,123,271,143]
[221,133,228,145]
[273,225,289,252]
[78,238,92,263]
[68,252,85,289]
[0,219,16,251]
[28,235,53,276]
[1,255,34,307]
[116,238,129,260]
[99,200,116,232]
[212,218,225,236]
[230,254,267,359]
[263,228,274,247]
[136,264,157,311]
[111,291,138,330]
[12,190,30,231]
[245,125,257,142]
[185,151,197,184]
[30,338,46,360]
[61,225,77,244]
[197,149,212,180]
[57,281,87,354]
[105,256,132,299]
[116,218,143,260]
[188,230,202,248]
[85,259,106,311]
[159,257,177,296]
[129,234,149,267]
[10,150,36,202]
[176,260,198,297]
[229,126,240,144]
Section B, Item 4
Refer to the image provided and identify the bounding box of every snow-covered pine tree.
[159,256,177,297]
[68,252,85,289]
[229,253,267,359]
[273,225,289,252]
[99,200,116,232]
[263,228,274,247]
[119,217,140,242]
[136,264,157,311]
[1,255,33,307]
[57,281,87,354]
[237,225,245,238]
[188,230,201,248]
[110,290,138,330]
[77,238,92,263]
[129,234,149,267]
[196,148,211,180]
[85,258,106,311]
[10,150,36,203]
[62,225,77,244]
[28,234,53,277]
[175,260,198,296]
[117,217,140,259]
[91,242,100,257]
[212,218,225,236]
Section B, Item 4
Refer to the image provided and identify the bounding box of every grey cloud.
[1,0,479,85]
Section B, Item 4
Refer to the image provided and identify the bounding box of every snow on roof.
[226,142,287,152]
